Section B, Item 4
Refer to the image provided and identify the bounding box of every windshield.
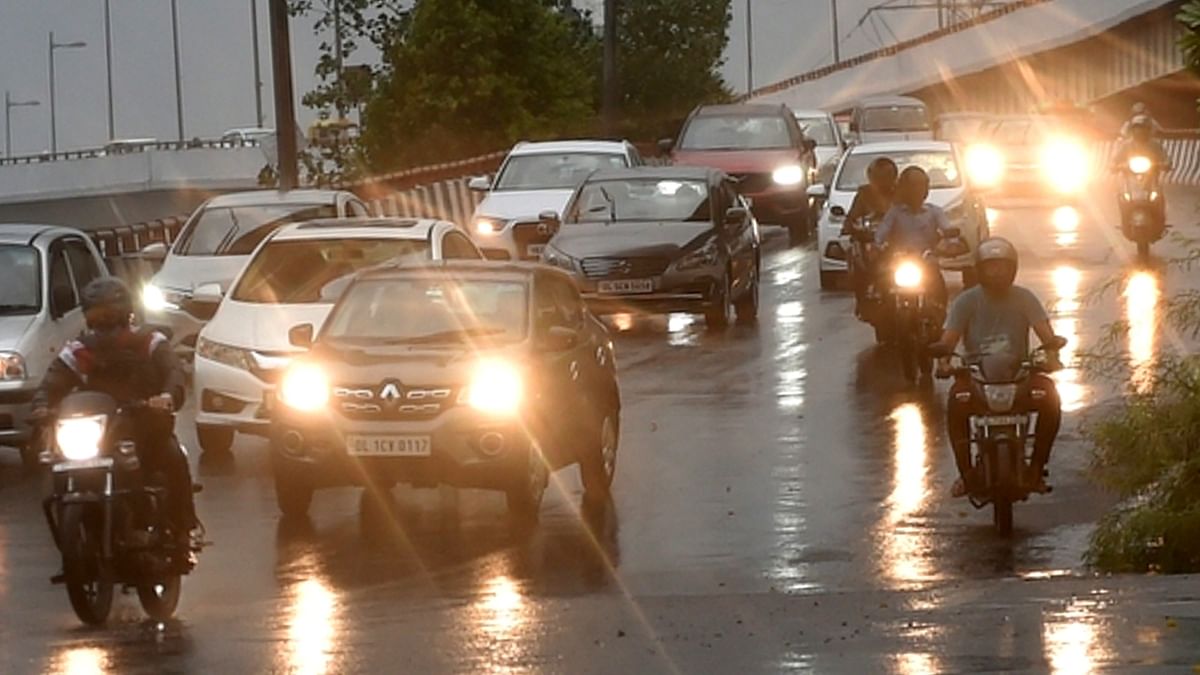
[568,179,710,223]
[795,116,838,145]
[0,245,41,315]
[680,115,793,150]
[861,106,930,132]
[323,278,528,345]
[836,151,961,191]
[937,117,990,141]
[231,238,429,304]
[990,120,1040,145]
[173,203,338,256]
[494,153,628,191]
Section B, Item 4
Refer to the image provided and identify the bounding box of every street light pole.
[746,0,753,93]
[251,0,264,128]
[831,0,841,65]
[104,0,114,140]
[601,0,618,136]
[48,32,87,155]
[5,92,42,158]
[334,0,345,118]
[170,0,185,142]
[269,0,299,189]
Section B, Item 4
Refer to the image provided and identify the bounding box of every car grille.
[180,297,218,321]
[580,256,671,280]
[731,172,772,194]
[333,382,455,421]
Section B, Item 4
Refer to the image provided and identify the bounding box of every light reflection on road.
[283,568,341,675]
[893,652,941,674]
[1043,598,1111,674]
[666,312,699,347]
[1124,271,1159,394]
[1052,206,1080,248]
[1050,265,1085,412]
[878,403,932,585]
[469,573,534,673]
[51,646,109,675]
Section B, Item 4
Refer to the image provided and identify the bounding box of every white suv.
[142,189,370,361]
[468,140,642,261]
[191,218,482,455]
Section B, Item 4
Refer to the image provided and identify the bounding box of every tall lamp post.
[104,0,115,140]
[268,0,298,189]
[251,0,265,128]
[48,32,87,155]
[746,0,754,93]
[5,92,41,158]
[170,0,185,142]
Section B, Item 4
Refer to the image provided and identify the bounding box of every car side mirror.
[140,241,168,261]
[50,286,75,319]
[468,175,491,192]
[724,206,748,226]
[192,282,224,306]
[537,210,561,234]
[482,248,511,261]
[830,205,846,218]
[541,325,578,352]
[806,184,828,199]
[288,323,314,349]
[657,138,675,155]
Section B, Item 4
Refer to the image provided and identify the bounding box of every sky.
[0,1,940,155]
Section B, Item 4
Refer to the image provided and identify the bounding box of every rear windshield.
[173,203,338,256]
[0,245,41,315]
[795,116,838,146]
[861,106,930,133]
[495,153,628,191]
[231,238,429,304]
[680,115,793,151]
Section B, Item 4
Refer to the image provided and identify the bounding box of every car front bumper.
[743,186,810,225]
[574,269,721,315]
[0,384,37,446]
[193,353,286,436]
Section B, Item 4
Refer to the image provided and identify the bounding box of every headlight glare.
[462,360,523,416]
[57,414,107,461]
[280,363,330,412]
[965,144,1005,187]
[1128,155,1152,175]
[772,165,805,186]
[1040,137,1089,194]
[475,218,504,236]
[983,383,1019,413]
[893,261,923,289]
[142,284,178,312]
[196,336,253,371]
[0,351,26,381]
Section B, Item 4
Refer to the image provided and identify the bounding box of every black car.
[270,262,621,522]
[540,166,760,328]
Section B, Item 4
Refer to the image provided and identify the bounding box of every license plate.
[53,457,114,473]
[526,244,546,258]
[346,435,431,457]
[597,278,653,294]
[978,415,1026,426]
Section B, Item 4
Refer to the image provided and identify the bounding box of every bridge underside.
[0,189,224,232]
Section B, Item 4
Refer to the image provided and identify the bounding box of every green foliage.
[1179,1,1200,74]
[361,0,599,169]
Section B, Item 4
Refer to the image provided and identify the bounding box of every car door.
[718,180,755,297]
[532,275,590,468]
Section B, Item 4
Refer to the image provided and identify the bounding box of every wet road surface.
[2,187,1200,672]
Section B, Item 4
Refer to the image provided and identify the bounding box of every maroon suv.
[662,103,818,243]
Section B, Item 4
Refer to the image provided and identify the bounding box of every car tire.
[581,413,619,499]
[196,424,234,456]
[819,270,843,291]
[704,274,734,329]
[506,449,549,523]
[18,441,40,469]
[734,260,760,324]
[274,469,314,518]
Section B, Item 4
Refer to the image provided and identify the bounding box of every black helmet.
[81,277,134,329]
[976,237,1018,293]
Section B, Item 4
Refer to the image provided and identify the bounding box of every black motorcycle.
[1118,154,1167,261]
[40,391,197,625]
[935,344,1062,535]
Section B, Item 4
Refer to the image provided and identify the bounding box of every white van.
[849,96,933,145]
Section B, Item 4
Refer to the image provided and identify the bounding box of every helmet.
[81,277,134,330]
[1129,114,1152,130]
[976,237,1018,293]
[866,156,898,182]
[1131,102,1147,116]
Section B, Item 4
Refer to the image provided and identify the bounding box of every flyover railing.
[0,137,263,166]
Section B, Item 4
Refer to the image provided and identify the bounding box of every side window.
[49,247,78,314]
[627,146,643,167]
[549,279,584,329]
[442,232,481,259]
[534,280,567,333]
[64,239,102,292]
[347,200,370,217]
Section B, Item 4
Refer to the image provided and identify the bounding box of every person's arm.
[31,352,83,414]
[843,189,868,234]
[150,333,186,410]
[933,205,952,236]
[875,207,896,247]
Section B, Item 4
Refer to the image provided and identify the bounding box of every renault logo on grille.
[379,382,403,401]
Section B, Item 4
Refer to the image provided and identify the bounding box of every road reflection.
[1052,206,1079,248]
[775,300,806,410]
[281,555,343,675]
[1124,271,1159,394]
[878,402,933,585]
[462,569,539,673]
[893,652,941,674]
[1049,265,1085,412]
[1043,597,1112,674]
[666,312,699,347]
[50,646,109,675]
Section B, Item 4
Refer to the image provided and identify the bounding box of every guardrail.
[0,137,263,167]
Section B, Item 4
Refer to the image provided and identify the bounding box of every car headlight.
[541,245,576,271]
[57,414,107,461]
[893,261,923,289]
[674,237,720,271]
[983,383,1019,413]
[1040,137,1089,194]
[142,283,179,312]
[475,217,505,236]
[461,360,523,416]
[0,351,26,381]
[195,336,253,371]
[965,144,1004,188]
[772,165,805,186]
[1128,155,1152,175]
[279,363,330,412]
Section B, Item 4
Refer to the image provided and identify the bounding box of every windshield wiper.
[0,303,38,313]
[599,187,617,223]
[381,327,508,345]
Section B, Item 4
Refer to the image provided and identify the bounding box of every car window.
[347,200,370,217]
[173,203,339,256]
[836,151,961,191]
[861,106,930,132]
[548,278,584,329]
[231,238,430,304]
[323,278,528,344]
[441,232,481,259]
[494,153,628,191]
[48,247,77,314]
[628,146,644,166]
[64,239,102,292]
[796,116,838,146]
[991,120,1034,145]
[0,244,41,315]
[534,279,568,333]
[681,115,793,151]
[568,178,710,224]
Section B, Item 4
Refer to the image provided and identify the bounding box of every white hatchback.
[191,218,482,455]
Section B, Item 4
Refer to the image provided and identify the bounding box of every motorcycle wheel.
[898,336,918,383]
[992,441,1017,536]
[60,504,114,626]
[137,577,182,621]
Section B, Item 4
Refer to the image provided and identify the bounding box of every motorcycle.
[40,392,198,625]
[934,343,1063,535]
[1118,154,1167,261]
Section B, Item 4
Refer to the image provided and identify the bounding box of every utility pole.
[269,0,299,190]
[48,32,87,155]
[251,0,265,128]
[831,0,841,64]
[104,0,114,140]
[602,0,618,136]
[745,0,753,92]
[334,0,345,118]
[170,0,185,142]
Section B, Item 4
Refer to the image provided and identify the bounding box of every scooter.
[1118,154,1167,261]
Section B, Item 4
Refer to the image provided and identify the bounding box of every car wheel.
[734,260,760,324]
[18,442,40,469]
[581,413,619,499]
[506,448,549,523]
[196,424,234,456]
[274,467,314,518]
[704,274,734,329]
[819,270,843,291]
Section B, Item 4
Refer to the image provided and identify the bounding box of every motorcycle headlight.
[772,165,805,186]
[965,144,1005,187]
[674,238,720,271]
[475,217,505,236]
[195,336,253,371]
[279,363,330,412]
[541,245,576,271]
[0,351,26,381]
[461,360,523,416]
[57,414,108,461]
[893,261,923,289]
[1040,137,1089,194]
[1128,155,1152,175]
[983,383,1019,413]
[142,283,179,312]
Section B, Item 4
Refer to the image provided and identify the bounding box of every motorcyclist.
[1119,102,1162,139]
[931,238,1065,498]
[1113,115,1171,221]
[874,166,953,317]
[843,157,898,319]
[32,277,199,548]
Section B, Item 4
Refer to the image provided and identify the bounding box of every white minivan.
[849,96,933,145]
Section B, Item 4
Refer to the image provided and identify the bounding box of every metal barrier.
[0,137,262,167]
